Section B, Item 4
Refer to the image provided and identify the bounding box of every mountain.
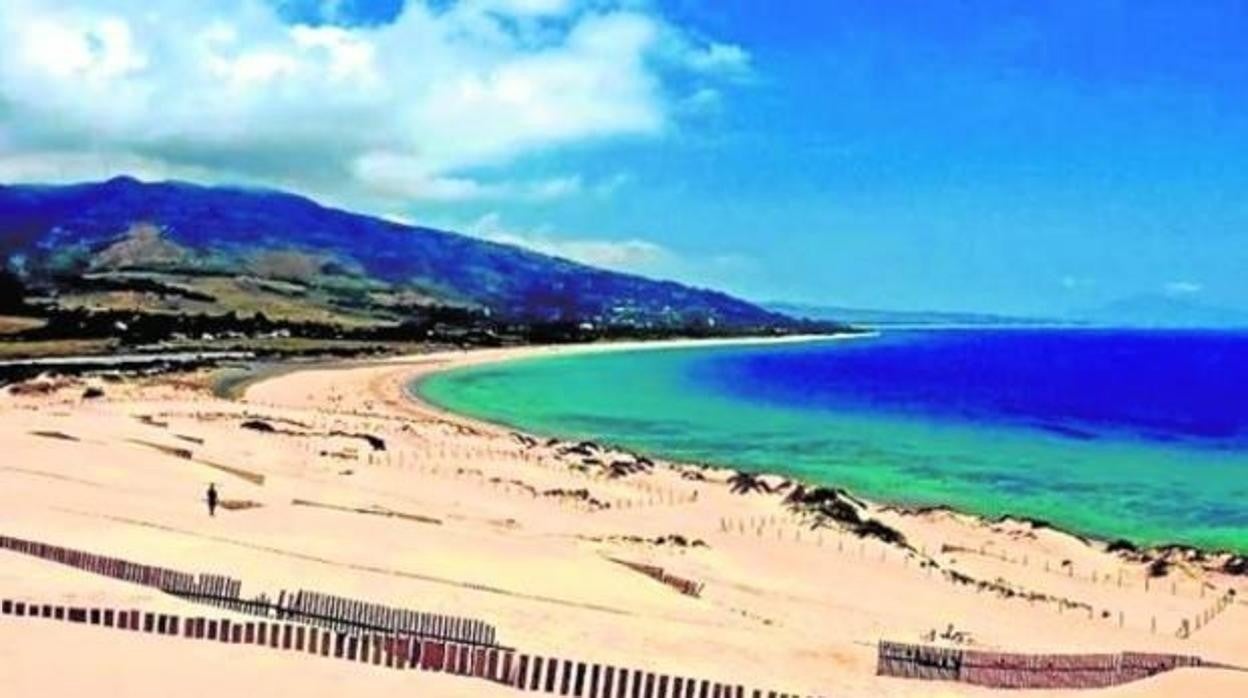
[765,302,1056,328]
[1074,295,1248,329]
[0,177,796,331]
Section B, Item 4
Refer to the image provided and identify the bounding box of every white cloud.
[0,0,744,209]
[681,87,723,113]
[352,152,582,202]
[289,25,380,84]
[427,210,757,292]
[0,150,215,184]
[20,14,147,81]
[477,0,578,18]
[1163,280,1202,295]
[682,41,752,77]
[592,171,632,197]
[521,175,583,200]
[380,211,416,226]
[465,212,670,271]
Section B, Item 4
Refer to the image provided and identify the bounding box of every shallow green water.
[416,337,1248,552]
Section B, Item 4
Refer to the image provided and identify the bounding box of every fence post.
[602,666,616,698]
[574,662,587,697]
[536,659,561,693]
[560,659,575,695]
[500,651,513,684]
[532,656,547,691]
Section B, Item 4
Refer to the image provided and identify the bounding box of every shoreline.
[3,334,1245,696]
[397,338,1248,564]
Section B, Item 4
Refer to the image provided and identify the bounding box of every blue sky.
[1,1,1246,315]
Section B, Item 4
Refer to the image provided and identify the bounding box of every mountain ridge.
[0,176,799,331]
[1074,294,1248,329]
[765,301,1061,328]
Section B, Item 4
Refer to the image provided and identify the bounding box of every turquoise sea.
[416,330,1248,552]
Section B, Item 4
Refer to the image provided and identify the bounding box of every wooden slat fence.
[282,589,497,646]
[877,641,1205,690]
[608,558,704,598]
[3,532,822,696]
[0,533,499,647]
[3,597,818,697]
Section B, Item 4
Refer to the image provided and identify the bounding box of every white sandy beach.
[1,340,1245,696]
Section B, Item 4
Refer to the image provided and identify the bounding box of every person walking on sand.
[206,483,218,517]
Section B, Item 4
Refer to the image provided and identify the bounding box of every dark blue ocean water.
[691,330,1248,449]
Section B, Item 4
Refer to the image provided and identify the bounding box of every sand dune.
[1,342,1244,696]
